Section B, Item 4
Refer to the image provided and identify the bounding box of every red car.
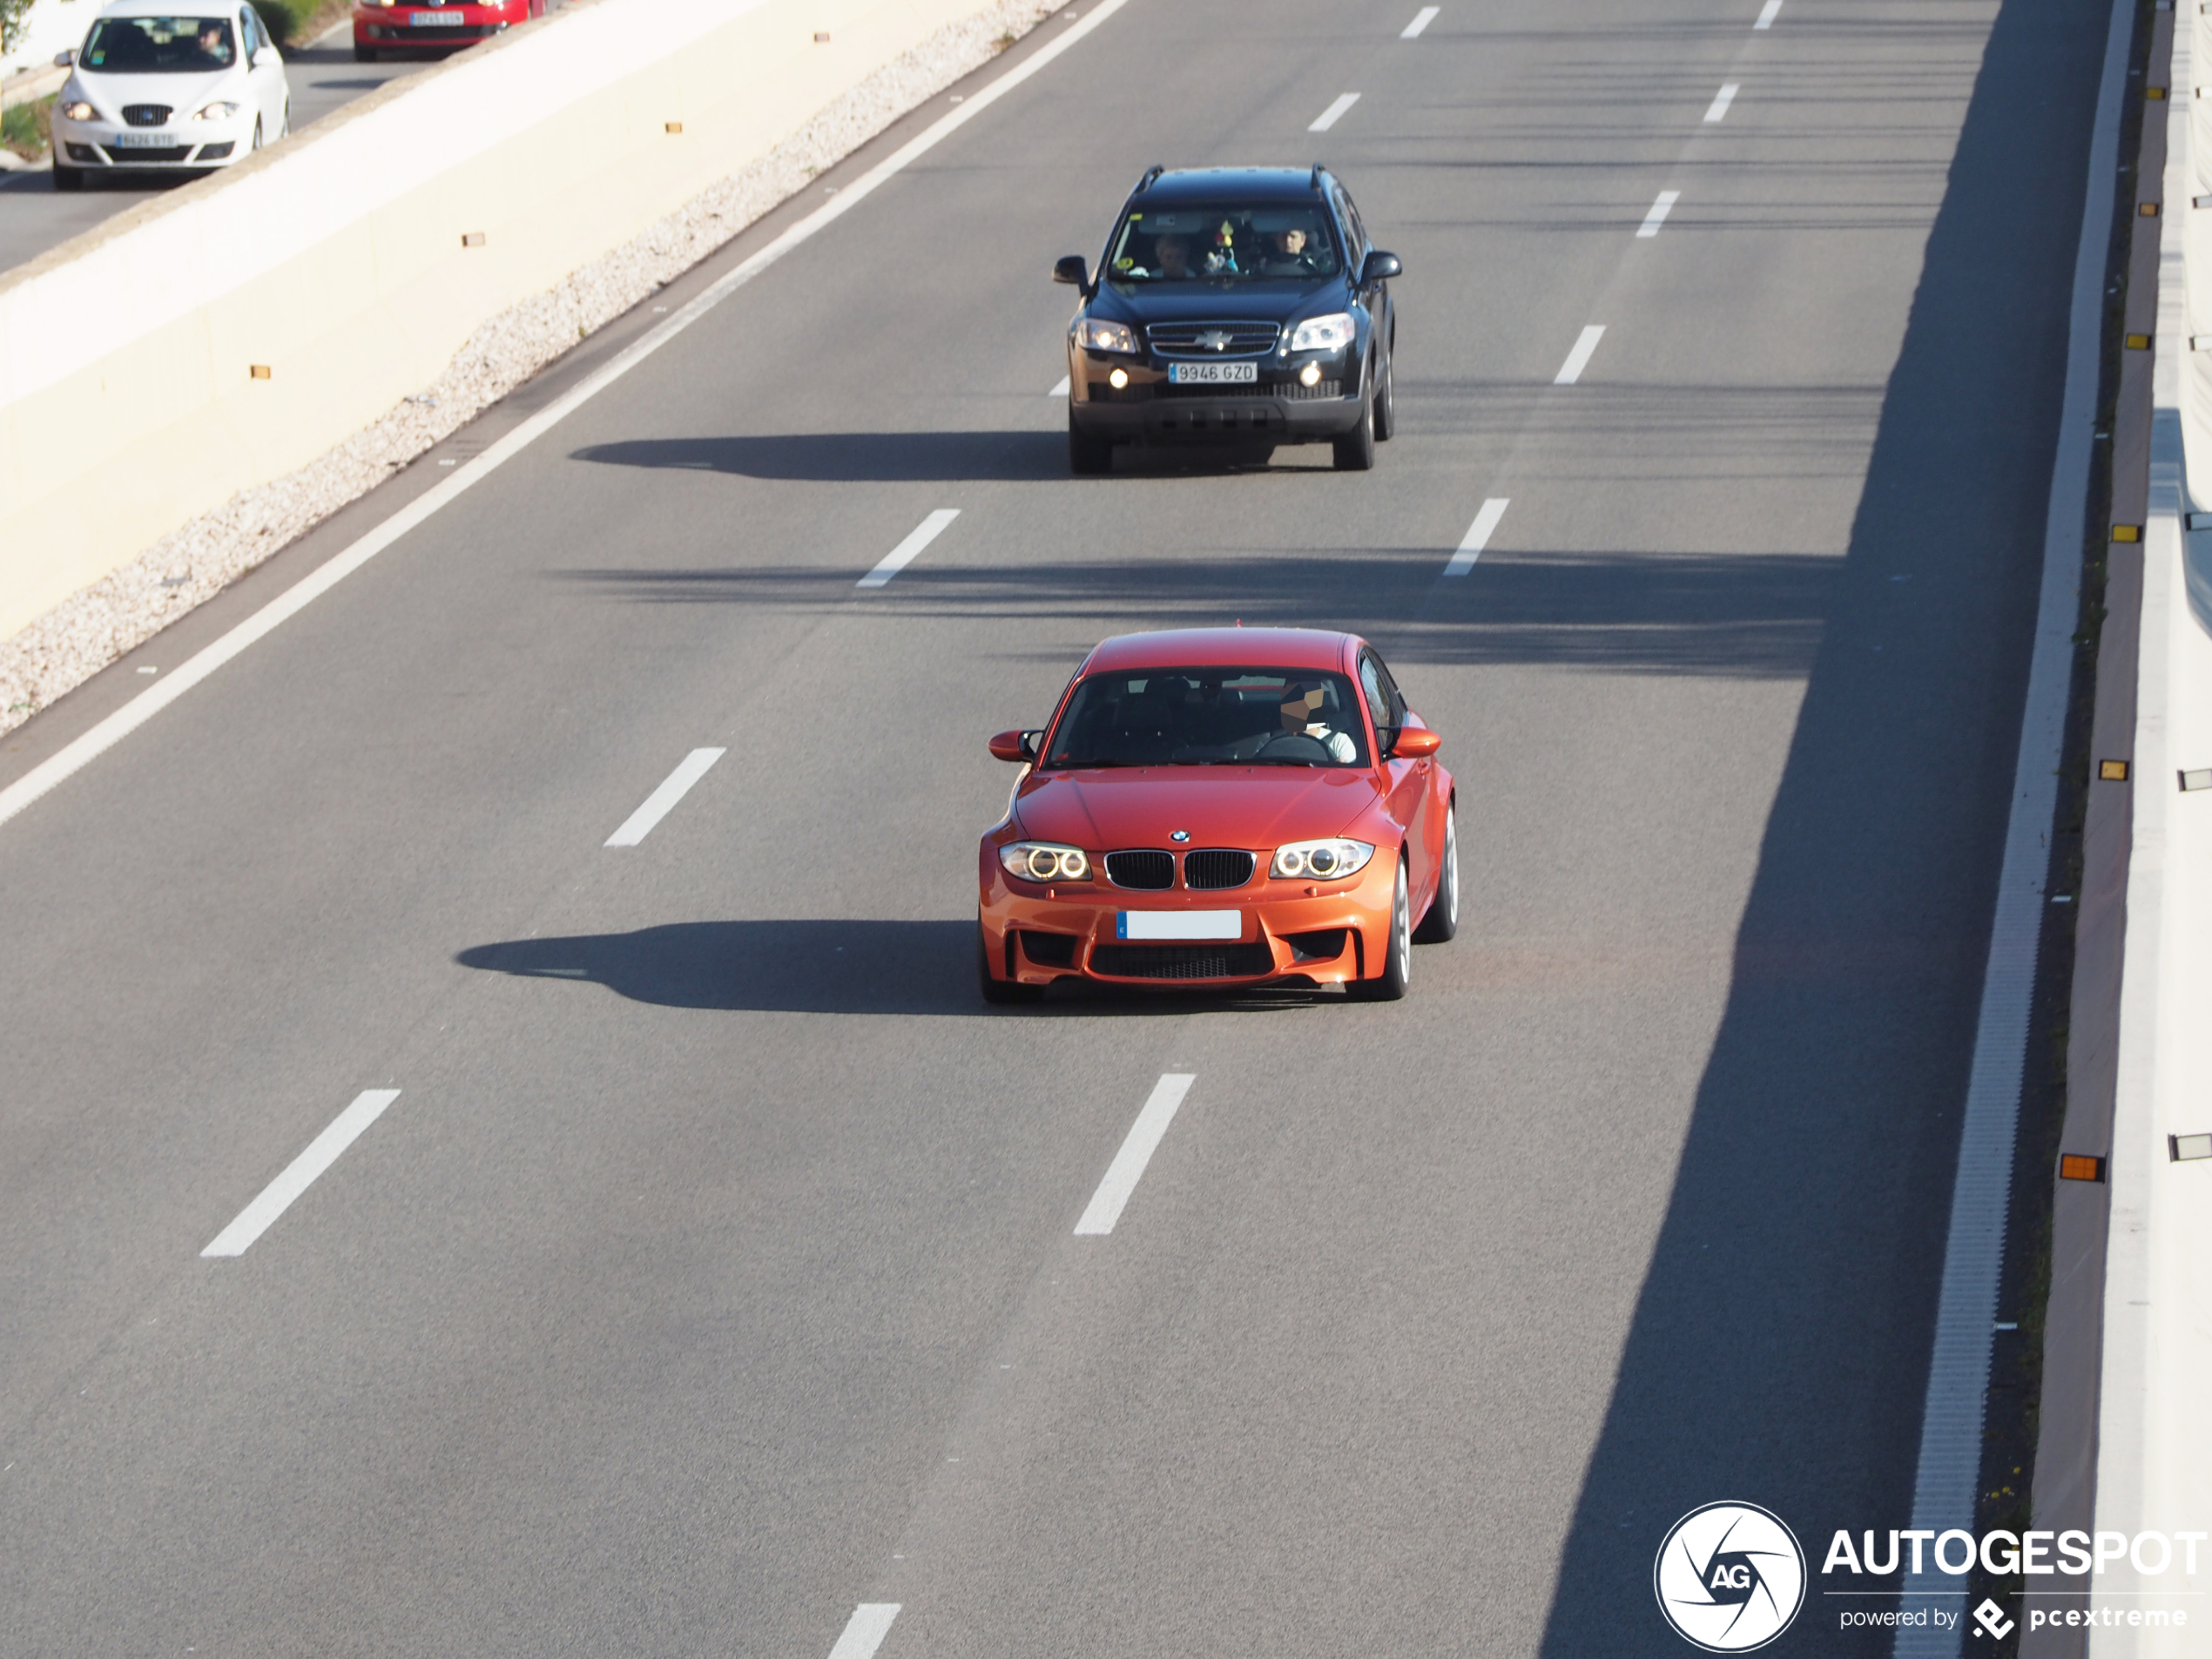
[352,0,543,61]
[977,628,1456,1001]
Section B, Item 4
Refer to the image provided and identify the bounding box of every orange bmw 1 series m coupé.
[977,627,1456,1002]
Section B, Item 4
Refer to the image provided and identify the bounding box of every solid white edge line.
[0,0,1133,837]
[1637,190,1681,238]
[604,746,725,846]
[1074,1074,1196,1236]
[1444,497,1509,576]
[1402,5,1440,37]
[1889,0,2132,1652]
[1554,325,1605,386]
[1753,0,1781,28]
[858,507,960,588]
[201,1089,401,1258]
[1703,82,1739,122]
[1049,374,1070,397]
[1309,92,1361,132]
[826,1603,901,1659]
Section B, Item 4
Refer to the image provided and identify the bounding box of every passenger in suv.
[1054,165,1402,475]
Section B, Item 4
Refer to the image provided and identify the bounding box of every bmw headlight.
[1073,318,1137,354]
[1289,312,1356,353]
[1000,842,1091,882]
[59,100,95,120]
[191,100,241,120]
[1270,838,1375,880]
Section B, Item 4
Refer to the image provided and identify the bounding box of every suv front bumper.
[1067,351,1366,444]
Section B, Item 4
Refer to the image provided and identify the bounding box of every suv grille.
[1105,850,1175,889]
[1183,849,1255,890]
[1090,942,1276,980]
[123,104,172,126]
[1147,321,1280,357]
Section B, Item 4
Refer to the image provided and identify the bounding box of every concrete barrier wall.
[0,0,996,643]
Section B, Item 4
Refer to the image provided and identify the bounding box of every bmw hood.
[1012,768,1382,851]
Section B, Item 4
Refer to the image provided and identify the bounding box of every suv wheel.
[1372,347,1396,442]
[1069,415,1113,476]
[1333,370,1377,471]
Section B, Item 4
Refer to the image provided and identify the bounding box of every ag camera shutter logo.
[1654,1501,1807,1651]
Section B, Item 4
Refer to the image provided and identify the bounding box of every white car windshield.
[82,16,238,71]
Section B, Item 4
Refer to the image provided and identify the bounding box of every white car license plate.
[1117,909,1242,941]
[110,132,177,147]
[410,10,466,22]
[1168,361,1258,384]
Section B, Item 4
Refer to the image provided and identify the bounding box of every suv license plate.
[111,132,177,146]
[1117,910,1241,941]
[1168,362,1258,384]
[410,10,465,22]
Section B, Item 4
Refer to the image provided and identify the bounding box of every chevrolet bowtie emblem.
[1199,330,1232,352]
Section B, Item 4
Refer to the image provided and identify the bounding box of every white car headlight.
[1290,312,1356,353]
[191,100,242,121]
[59,100,96,120]
[1271,838,1375,880]
[1073,318,1137,354]
[1000,842,1091,882]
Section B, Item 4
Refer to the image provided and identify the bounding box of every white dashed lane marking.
[1049,374,1070,397]
[1554,325,1606,386]
[1637,190,1681,237]
[858,508,961,589]
[1704,83,1739,122]
[201,1089,401,1258]
[1401,5,1439,37]
[826,1605,901,1659]
[1309,92,1361,132]
[604,748,725,847]
[1754,0,1781,27]
[1076,1075,1196,1236]
[1445,499,1510,577]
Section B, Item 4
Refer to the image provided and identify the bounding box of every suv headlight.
[1271,838,1374,880]
[1289,312,1356,353]
[191,100,241,120]
[59,100,96,121]
[1000,842,1091,882]
[1073,318,1137,354]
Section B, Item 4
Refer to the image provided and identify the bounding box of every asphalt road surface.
[0,0,2111,1652]
[0,24,485,276]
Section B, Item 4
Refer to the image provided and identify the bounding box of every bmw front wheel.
[1348,858,1410,1000]
[1413,801,1457,943]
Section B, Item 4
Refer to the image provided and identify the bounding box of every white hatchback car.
[50,3,290,191]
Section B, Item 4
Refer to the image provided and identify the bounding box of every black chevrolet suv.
[1055,165,1401,475]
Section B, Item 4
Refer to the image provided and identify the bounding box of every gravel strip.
[0,0,1068,735]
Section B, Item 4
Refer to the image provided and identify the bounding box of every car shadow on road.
[571,432,1070,483]
[455,920,1327,1017]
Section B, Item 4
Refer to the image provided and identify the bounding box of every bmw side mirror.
[1053,255,1089,288]
[54,48,75,65]
[1387,726,1441,759]
[1360,251,1403,285]
[989,729,1040,763]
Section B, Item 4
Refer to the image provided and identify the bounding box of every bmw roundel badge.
[1170,830,1190,842]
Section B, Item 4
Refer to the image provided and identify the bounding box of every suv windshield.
[1105,203,1342,283]
[82,16,237,71]
[1044,668,1370,768]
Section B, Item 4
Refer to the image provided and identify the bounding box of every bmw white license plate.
[110,131,177,146]
[1168,362,1257,384]
[1117,910,1242,941]
[410,10,465,22]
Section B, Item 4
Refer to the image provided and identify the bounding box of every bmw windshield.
[1104,204,1343,285]
[1043,669,1371,768]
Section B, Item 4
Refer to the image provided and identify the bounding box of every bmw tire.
[1413,801,1458,944]
[1348,858,1411,1000]
[979,921,1043,1004]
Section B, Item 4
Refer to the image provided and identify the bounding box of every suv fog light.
[1298,361,1322,388]
[1108,367,1130,389]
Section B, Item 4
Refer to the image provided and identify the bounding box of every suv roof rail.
[1310,162,1327,188]
[1134,163,1165,193]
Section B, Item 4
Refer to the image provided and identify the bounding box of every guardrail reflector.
[2060,1154,2106,1183]
[2100,759,2131,781]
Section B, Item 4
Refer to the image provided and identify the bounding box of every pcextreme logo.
[1654,1502,1808,1652]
